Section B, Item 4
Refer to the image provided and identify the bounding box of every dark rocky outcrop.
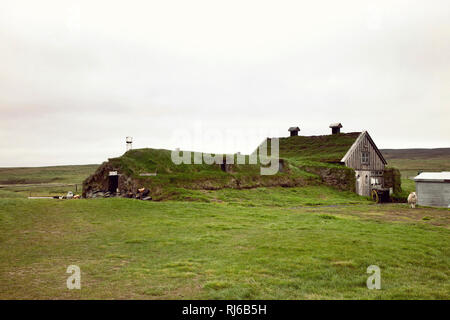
[82,162,140,199]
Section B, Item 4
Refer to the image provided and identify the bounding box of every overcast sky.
[0,0,449,167]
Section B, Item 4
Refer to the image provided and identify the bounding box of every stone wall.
[302,165,356,192]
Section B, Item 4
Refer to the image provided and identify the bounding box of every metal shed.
[414,172,450,207]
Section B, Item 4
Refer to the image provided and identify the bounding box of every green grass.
[0,165,98,199]
[387,158,450,175]
[0,165,99,185]
[0,147,449,299]
[164,186,371,207]
[401,178,415,195]
[0,198,448,299]
[273,133,361,163]
[0,184,86,199]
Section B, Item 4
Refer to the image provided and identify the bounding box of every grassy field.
[0,165,99,185]
[160,186,371,207]
[0,197,448,299]
[0,152,448,300]
[0,165,99,198]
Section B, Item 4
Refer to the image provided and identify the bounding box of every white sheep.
[407,192,417,208]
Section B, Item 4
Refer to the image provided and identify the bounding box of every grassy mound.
[83,148,323,200]
[83,134,366,200]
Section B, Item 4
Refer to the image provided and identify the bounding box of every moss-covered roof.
[115,133,361,176]
[108,148,264,177]
[274,132,361,163]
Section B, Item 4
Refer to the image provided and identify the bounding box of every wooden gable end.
[341,131,387,171]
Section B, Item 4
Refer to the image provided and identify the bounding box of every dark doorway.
[108,175,118,193]
[220,157,227,172]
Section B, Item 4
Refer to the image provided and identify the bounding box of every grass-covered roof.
[111,132,361,177]
[275,132,361,163]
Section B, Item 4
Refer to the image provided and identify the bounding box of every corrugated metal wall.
[416,181,450,207]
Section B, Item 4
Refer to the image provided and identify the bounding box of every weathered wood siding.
[344,134,385,171]
[355,170,371,196]
[341,132,387,196]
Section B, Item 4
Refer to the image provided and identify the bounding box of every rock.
[93,192,104,198]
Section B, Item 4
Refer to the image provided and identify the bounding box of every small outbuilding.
[414,172,450,207]
[288,127,300,137]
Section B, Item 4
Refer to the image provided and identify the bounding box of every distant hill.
[380,148,450,176]
[0,164,99,185]
[380,148,450,160]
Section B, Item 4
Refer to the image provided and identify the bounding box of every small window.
[361,152,369,164]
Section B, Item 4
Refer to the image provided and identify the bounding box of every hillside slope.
[381,148,450,160]
[380,148,450,175]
